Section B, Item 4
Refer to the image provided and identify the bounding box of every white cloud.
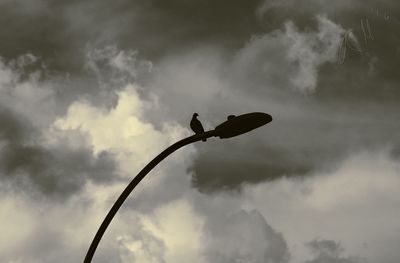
[305,150,400,210]
[0,192,36,257]
[85,45,152,88]
[135,199,206,263]
[285,15,344,92]
[54,84,190,175]
[234,15,344,93]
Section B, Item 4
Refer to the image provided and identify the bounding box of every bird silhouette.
[190,113,206,141]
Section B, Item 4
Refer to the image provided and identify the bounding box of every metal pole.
[84,130,217,263]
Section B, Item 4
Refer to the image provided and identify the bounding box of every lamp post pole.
[83,130,217,263]
[83,112,272,263]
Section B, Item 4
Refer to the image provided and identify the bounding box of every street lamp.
[83,112,272,263]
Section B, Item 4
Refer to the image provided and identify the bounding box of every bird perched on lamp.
[190,113,206,141]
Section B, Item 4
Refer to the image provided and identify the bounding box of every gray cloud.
[204,209,289,263]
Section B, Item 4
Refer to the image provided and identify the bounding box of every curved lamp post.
[84,112,272,263]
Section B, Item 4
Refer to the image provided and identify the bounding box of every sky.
[0,0,400,262]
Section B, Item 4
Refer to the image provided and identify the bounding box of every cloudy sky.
[1,0,400,262]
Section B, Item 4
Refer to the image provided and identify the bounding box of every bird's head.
[193,113,199,118]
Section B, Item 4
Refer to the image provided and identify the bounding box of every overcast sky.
[1,0,400,262]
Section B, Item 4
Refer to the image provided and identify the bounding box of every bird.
[190,113,206,141]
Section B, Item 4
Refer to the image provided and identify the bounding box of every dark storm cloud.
[190,144,311,192]
[2,0,398,99]
[0,106,32,142]
[0,1,74,71]
[0,106,119,199]
[305,239,360,263]
[0,0,264,73]
[0,144,117,199]
[127,0,264,52]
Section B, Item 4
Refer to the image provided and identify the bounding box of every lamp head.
[214,112,272,139]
